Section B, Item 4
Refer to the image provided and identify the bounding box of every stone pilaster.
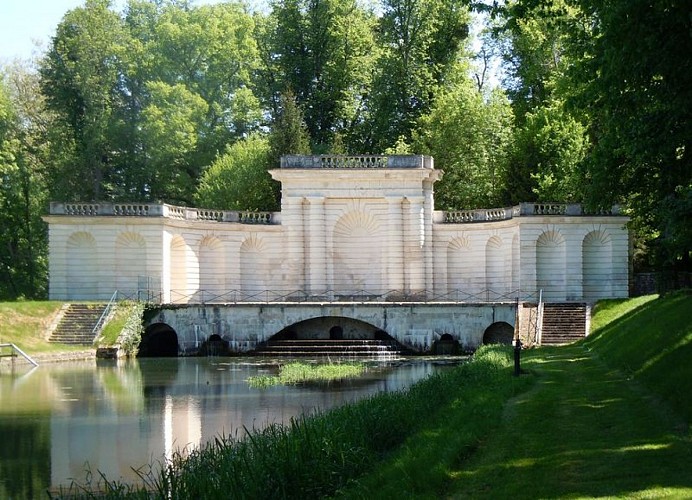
[306,196,326,296]
[386,197,404,294]
[403,196,425,295]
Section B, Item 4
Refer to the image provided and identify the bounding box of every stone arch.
[199,236,225,301]
[447,235,476,298]
[483,321,514,345]
[536,230,566,301]
[333,210,382,295]
[240,234,268,299]
[583,230,613,300]
[272,316,382,341]
[115,232,147,299]
[432,332,460,354]
[139,323,179,357]
[485,236,506,299]
[66,231,98,300]
[170,235,197,304]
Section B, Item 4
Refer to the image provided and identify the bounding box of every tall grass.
[51,346,523,499]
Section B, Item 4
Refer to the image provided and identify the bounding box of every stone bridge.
[144,301,518,355]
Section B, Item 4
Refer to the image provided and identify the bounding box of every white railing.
[280,154,433,169]
[437,203,623,224]
[92,290,119,336]
[0,343,38,367]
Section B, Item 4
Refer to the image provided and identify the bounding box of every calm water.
[0,356,461,497]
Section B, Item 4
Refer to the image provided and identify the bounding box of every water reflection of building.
[2,357,444,491]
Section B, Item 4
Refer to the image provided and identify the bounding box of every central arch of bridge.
[273,316,384,341]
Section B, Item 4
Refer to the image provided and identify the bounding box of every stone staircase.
[49,304,107,345]
[250,339,408,358]
[540,303,587,346]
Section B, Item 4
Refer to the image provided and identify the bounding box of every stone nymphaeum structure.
[45,155,629,303]
[44,155,629,352]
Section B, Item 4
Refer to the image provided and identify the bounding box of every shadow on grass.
[446,346,692,499]
[582,291,692,422]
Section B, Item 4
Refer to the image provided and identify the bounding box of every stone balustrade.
[280,154,433,169]
[50,202,278,225]
[52,201,621,225]
[435,203,622,223]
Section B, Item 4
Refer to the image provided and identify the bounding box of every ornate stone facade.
[44,155,629,303]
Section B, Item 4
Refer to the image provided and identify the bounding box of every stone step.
[251,339,406,358]
[540,303,587,346]
[49,303,107,345]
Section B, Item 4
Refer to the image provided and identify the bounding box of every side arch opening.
[139,323,179,357]
[483,322,514,345]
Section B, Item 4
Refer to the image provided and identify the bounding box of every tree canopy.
[0,0,689,298]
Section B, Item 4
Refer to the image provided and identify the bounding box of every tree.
[570,0,692,268]
[195,134,276,211]
[260,0,377,151]
[0,66,50,299]
[140,82,209,203]
[267,89,311,168]
[40,0,263,204]
[413,68,513,209]
[504,100,588,204]
[362,0,471,152]
[40,0,128,201]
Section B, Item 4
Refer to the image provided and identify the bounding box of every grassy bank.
[341,292,692,498]
[0,301,86,353]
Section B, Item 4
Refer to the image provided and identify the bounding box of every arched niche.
[332,210,382,296]
[115,232,147,299]
[536,230,566,301]
[199,236,225,301]
[66,231,99,300]
[583,230,612,300]
[240,234,269,299]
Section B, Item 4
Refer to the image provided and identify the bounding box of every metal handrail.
[536,289,544,345]
[0,343,38,367]
[92,290,119,336]
[144,287,542,305]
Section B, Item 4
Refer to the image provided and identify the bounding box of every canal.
[0,356,462,497]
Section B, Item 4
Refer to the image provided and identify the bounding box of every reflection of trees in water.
[0,416,50,499]
[140,359,180,404]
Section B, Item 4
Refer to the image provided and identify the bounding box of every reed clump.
[247,361,366,388]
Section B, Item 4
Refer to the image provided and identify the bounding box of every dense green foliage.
[0,0,690,299]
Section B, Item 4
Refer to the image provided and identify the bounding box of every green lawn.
[339,293,692,499]
[0,301,86,353]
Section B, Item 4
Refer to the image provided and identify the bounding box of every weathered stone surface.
[43,155,629,305]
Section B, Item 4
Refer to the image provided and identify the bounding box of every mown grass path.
[446,345,692,499]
